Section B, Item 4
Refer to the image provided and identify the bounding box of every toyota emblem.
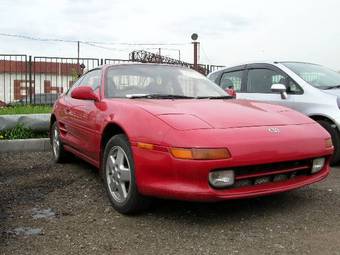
[268,127,280,133]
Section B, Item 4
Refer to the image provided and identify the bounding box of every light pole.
[191,33,200,70]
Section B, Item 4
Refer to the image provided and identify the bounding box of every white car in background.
[208,61,340,165]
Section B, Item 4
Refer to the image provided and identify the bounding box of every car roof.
[222,60,319,66]
[88,62,191,71]
[80,63,193,77]
[208,60,320,75]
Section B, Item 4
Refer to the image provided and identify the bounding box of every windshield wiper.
[126,94,195,99]
[323,85,340,90]
[196,95,233,99]
[126,94,232,99]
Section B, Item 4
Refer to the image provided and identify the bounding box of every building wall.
[0,73,75,103]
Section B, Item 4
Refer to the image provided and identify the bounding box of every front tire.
[51,122,68,163]
[102,134,150,214]
[317,120,340,165]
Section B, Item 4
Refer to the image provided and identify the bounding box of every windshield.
[105,64,227,98]
[282,62,340,89]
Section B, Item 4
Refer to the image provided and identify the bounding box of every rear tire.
[51,122,68,163]
[102,134,150,214]
[317,120,340,166]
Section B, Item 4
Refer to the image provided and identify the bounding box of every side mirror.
[271,83,287,99]
[71,86,99,101]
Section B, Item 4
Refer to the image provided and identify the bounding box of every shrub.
[0,105,52,115]
[0,123,48,140]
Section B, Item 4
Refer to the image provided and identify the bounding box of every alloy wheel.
[52,125,60,159]
[106,146,131,203]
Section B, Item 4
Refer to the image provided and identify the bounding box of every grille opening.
[233,169,311,188]
[235,159,312,178]
[219,159,314,189]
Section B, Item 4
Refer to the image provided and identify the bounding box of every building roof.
[0,60,82,75]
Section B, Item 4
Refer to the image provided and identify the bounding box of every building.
[0,60,81,103]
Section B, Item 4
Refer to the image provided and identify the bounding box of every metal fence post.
[28,56,32,104]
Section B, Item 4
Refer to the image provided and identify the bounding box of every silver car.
[208,61,340,165]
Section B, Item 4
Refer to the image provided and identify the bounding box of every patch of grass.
[0,105,52,115]
[0,123,48,140]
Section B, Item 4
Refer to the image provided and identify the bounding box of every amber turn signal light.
[170,148,231,160]
[137,142,154,150]
[170,148,193,159]
[325,138,333,149]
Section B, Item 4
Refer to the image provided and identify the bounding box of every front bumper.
[132,146,331,202]
[131,124,333,201]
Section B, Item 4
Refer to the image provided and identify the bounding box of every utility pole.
[77,41,81,77]
[191,33,199,70]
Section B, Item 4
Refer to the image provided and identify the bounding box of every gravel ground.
[0,152,340,255]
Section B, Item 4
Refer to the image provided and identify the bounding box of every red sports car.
[50,64,333,214]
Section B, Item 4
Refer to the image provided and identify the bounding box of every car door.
[64,69,102,161]
[237,64,304,108]
[56,76,84,146]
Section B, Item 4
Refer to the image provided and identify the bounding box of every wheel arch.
[309,114,337,128]
[100,122,129,167]
[309,114,340,165]
[49,114,57,137]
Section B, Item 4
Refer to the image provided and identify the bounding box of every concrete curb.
[0,114,51,132]
[0,138,51,153]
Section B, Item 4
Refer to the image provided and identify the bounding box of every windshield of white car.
[282,62,340,89]
[105,65,228,98]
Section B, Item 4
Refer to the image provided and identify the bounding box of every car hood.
[131,99,314,130]
[322,88,340,97]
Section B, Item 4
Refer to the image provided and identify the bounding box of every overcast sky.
[0,0,339,69]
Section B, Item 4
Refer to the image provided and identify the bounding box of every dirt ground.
[1,152,340,255]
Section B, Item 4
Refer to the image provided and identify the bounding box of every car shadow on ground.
[65,156,315,223]
[147,192,304,220]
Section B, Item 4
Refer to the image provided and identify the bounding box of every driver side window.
[246,68,302,94]
[220,71,243,92]
[247,69,282,93]
[66,76,83,96]
[80,70,101,91]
